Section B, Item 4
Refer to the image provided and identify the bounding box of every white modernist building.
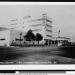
[26,13,70,45]
[27,13,52,45]
[0,27,26,47]
[0,29,10,46]
[0,13,71,46]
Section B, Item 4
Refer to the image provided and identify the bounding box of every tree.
[30,31,35,45]
[35,33,43,45]
[24,29,35,45]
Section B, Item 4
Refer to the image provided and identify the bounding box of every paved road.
[0,46,75,64]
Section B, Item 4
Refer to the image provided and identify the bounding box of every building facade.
[27,13,52,45]
[0,28,26,47]
[52,36,70,46]
[0,29,10,46]
[0,13,71,46]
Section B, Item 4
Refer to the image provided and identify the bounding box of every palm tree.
[35,33,43,45]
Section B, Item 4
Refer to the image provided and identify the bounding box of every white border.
[0,2,75,70]
[0,2,75,5]
[0,65,75,70]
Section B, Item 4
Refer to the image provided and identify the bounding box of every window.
[0,38,5,40]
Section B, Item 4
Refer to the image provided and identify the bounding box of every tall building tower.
[28,13,52,45]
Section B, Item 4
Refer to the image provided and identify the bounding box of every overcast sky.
[0,5,75,41]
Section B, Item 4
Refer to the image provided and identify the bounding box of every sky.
[0,5,75,41]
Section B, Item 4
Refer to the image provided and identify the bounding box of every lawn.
[0,46,75,64]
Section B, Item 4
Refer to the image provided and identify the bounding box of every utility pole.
[58,30,60,38]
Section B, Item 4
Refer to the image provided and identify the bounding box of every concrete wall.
[10,29,26,46]
[0,29,26,47]
[0,30,10,46]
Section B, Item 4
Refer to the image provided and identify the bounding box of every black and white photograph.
[0,2,75,66]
